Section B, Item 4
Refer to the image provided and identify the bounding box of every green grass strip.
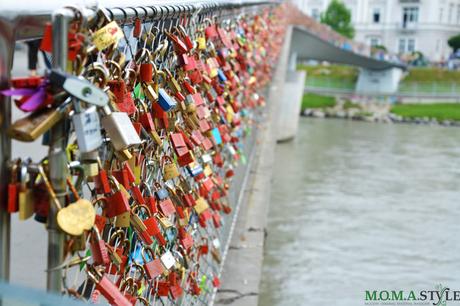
[391,103,460,121]
[302,93,336,110]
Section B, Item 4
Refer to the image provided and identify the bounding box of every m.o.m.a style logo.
[365,285,460,305]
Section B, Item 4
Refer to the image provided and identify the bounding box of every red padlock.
[6,163,19,213]
[90,273,131,306]
[90,227,110,266]
[112,168,130,190]
[159,198,176,217]
[139,63,153,82]
[156,280,170,297]
[105,231,130,275]
[104,178,130,218]
[94,168,111,194]
[142,246,165,279]
[169,272,184,300]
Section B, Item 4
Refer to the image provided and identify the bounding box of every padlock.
[137,100,155,132]
[160,250,176,270]
[48,70,109,107]
[154,182,169,200]
[87,268,131,306]
[142,246,165,279]
[168,271,183,300]
[141,183,157,214]
[9,99,70,142]
[32,182,49,223]
[112,167,130,190]
[165,31,188,55]
[212,213,222,228]
[94,159,111,194]
[142,81,158,102]
[119,277,139,305]
[101,105,141,151]
[194,197,209,215]
[115,211,130,228]
[156,279,170,297]
[164,69,182,94]
[18,164,33,220]
[7,161,19,213]
[130,204,153,245]
[104,177,130,218]
[107,78,136,115]
[139,62,153,82]
[90,226,110,266]
[72,104,103,153]
[211,246,222,264]
[178,227,194,250]
[159,197,176,217]
[105,230,130,275]
[158,88,177,112]
[200,237,209,255]
[163,156,180,181]
[55,176,96,236]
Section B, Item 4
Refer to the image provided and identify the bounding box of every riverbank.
[300,64,460,96]
[301,93,460,127]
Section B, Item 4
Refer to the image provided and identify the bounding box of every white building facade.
[294,0,460,61]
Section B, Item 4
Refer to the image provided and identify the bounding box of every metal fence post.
[46,8,72,293]
[0,29,14,282]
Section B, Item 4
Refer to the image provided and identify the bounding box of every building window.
[370,37,381,47]
[311,8,320,20]
[449,3,454,23]
[399,39,406,53]
[439,7,444,23]
[457,5,460,24]
[372,8,381,23]
[398,38,415,53]
[407,39,415,52]
[402,7,419,27]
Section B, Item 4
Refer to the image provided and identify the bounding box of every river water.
[260,118,460,305]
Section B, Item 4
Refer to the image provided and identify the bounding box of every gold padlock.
[197,36,206,50]
[9,105,67,142]
[194,197,209,215]
[114,149,133,162]
[150,129,162,146]
[158,216,173,229]
[143,82,158,101]
[163,157,180,181]
[115,211,130,228]
[203,164,213,177]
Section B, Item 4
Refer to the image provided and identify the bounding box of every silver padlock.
[72,105,103,153]
[49,70,109,107]
[160,250,176,270]
[100,105,141,151]
[201,153,212,164]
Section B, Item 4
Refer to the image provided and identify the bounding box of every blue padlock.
[217,69,227,83]
[211,127,222,145]
[158,88,177,112]
[187,163,203,177]
[154,182,169,200]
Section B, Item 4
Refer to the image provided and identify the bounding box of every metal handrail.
[0,1,277,41]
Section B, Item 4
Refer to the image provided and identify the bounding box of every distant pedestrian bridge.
[290,26,407,95]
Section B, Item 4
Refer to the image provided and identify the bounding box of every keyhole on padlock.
[82,87,92,97]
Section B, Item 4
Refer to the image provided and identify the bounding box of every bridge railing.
[0,1,282,305]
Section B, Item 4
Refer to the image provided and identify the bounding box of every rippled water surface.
[260,118,460,305]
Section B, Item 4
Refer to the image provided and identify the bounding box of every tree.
[448,34,460,52]
[320,0,355,39]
